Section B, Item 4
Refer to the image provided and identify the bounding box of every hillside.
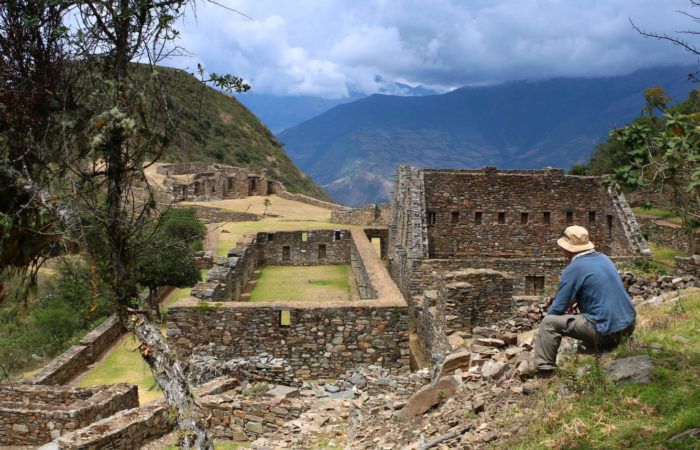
[154,66,330,201]
[278,65,697,205]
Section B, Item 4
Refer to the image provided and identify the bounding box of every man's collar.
[572,249,596,261]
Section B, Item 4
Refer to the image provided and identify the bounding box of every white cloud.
[173,0,698,98]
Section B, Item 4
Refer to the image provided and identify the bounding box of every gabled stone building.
[157,162,270,201]
[387,165,649,358]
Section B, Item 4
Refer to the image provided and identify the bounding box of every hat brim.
[557,237,595,253]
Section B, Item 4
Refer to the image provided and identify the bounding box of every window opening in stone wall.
[301,232,308,242]
[566,211,574,223]
[228,178,235,190]
[279,310,291,326]
[318,244,326,259]
[498,212,506,224]
[334,231,342,241]
[267,233,274,241]
[521,212,529,224]
[607,215,613,237]
[427,211,437,226]
[282,246,290,261]
[525,276,545,295]
[371,237,382,258]
[543,211,551,224]
[211,183,216,194]
[589,211,596,223]
[451,211,459,224]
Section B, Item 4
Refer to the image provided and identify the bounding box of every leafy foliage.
[606,88,700,234]
[136,239,200,305]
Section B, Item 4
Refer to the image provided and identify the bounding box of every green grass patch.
[633,207,683,224]
[648,242,690,268]
[216,219,339,258]
[508,293,700,449]
[76,334,162,404]
[249,265,350,302]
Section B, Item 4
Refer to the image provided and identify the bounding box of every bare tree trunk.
[128,314,213,449]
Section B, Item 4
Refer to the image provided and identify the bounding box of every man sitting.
[534,225,636,375]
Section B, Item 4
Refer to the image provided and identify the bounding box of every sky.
[176,0,699,98]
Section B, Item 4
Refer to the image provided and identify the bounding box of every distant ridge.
[278,65,697,205]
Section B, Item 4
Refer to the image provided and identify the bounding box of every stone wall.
[411,270,514,360]
[180,204,261,223]
[0,383,138,446]
[256,230,351,266]
[161,163,269,202]
[29,288,170,386]
[167,299,410,381]
[351,237,377,299]
[201,392,304,442]
[638,217,699,254]
[28,316,123,386]
[676,255,700,276]
[268,180,342,210]
[56,400,174,450]
[331,203,390,226]
[422,168,646,258]
[191,230,354,302]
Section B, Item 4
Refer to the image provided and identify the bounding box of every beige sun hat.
[557,225,595,253]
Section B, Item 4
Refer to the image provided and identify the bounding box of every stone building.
[157,162,271,201]
[387,165,649,359]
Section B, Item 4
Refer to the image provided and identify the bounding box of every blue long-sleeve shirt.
[548,252,636,335]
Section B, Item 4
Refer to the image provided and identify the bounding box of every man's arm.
[548,269,577,315]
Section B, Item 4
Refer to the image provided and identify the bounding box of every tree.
[608,1,700,252]
[1,1,249,447]
[608,92,700,248]
[136,239,201,317]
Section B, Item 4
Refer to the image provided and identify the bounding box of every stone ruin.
[166,228,410,384]
[387,165,649,361]
[4,163,666,448]
[157,162,271,201]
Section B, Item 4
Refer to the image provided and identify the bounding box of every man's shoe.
[537,369,555,379]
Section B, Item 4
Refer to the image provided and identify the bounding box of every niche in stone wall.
[282,246,290,261]
[525,275,545,295]
[318,244,327,259]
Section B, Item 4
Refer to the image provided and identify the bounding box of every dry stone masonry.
[169,228,409,382]
[0,383,138,446]
[387,165,649,363]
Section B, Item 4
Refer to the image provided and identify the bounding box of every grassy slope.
[153,66,330,201]
[507,292,700,449]
[250,265,350,302]
[632,207,683,225]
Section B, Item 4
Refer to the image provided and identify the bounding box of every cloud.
[174,0,697,98]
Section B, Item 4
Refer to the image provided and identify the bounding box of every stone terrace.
[0,383,138,446]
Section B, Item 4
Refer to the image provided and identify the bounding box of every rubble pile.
[620,272,699,305]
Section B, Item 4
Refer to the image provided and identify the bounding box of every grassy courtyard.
[249,265,351,302]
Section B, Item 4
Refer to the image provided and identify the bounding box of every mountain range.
[277,65,698,206]
[236,80,437,133]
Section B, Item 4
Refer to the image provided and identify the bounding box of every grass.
[507,291,700,449]
[648,242,690,268]
[74,279,204,404]
[75,333,163,404]
[633,206,683,225]
[249,265,351,302]
[214,218,340,258]
[183,194,333,222]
